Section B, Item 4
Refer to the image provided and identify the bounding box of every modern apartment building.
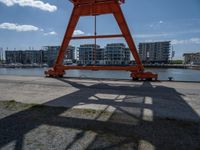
[42,46,60,67]
[139,41,170,63]
[78,44,104,65]
[5,46,75,66]
[5,50,44,64]
[105,43,130,65]
[43,45,76,66]
[65,45,76,60]
[0,47,3,62]
[5,43,132,66]
[183,52,200,65]
[78,43,131,65]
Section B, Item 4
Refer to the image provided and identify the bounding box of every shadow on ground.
[0,79,199,150]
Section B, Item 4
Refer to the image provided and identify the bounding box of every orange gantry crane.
[45,0,158,80]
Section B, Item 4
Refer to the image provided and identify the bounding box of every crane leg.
[45,6,80,77]
[45,0,158,80]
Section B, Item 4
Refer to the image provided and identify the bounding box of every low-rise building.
[183,52,200,65]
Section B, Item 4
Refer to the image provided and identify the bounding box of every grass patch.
[0,100,111,117]
[83,109,99,114]
[0,100,36,110]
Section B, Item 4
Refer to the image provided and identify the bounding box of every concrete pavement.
[0,75,200,122]
[0,75,200,149]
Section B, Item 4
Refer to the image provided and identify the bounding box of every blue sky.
[0,0,200,59]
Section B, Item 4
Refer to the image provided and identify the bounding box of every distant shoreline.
[0,64,47,69]
[0,64,200,70]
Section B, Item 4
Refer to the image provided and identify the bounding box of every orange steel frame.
[45,0,158,80]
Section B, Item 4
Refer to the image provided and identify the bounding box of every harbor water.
[0,68,200,81]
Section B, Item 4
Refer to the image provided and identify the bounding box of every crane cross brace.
[45,0,158,80]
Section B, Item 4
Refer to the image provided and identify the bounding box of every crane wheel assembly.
[45,0,158,81]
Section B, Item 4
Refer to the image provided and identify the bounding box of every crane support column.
[112,3,144,71]
[45,0,158,80]
[46,6,80,77]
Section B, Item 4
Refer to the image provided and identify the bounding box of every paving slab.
[0,75,200,150]
[0,75,200,122]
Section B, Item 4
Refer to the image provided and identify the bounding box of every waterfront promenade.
[0,75,200,149]
[0,75,200,121]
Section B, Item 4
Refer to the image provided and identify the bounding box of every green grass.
[0,100,36,110]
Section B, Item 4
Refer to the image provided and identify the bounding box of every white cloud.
[44,31,57,36]
[190,38,200,44]
[172,38,200,45]
[149,21,164,28]
[0,22,39,32]
[73,30,84,36]
[0,0,57,12]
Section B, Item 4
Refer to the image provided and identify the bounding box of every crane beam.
[45,0,158,80]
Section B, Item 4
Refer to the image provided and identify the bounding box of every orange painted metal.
[62,65,140,71]
[72,34,124,40]
[45,0,158,80]
[69,0,125,5]
[131,72,158,81]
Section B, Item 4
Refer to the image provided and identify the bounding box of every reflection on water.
[0,68,200,81]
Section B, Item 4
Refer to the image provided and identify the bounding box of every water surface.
[0,68,200,81]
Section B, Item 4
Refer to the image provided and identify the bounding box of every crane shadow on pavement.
[0,78,199,150]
